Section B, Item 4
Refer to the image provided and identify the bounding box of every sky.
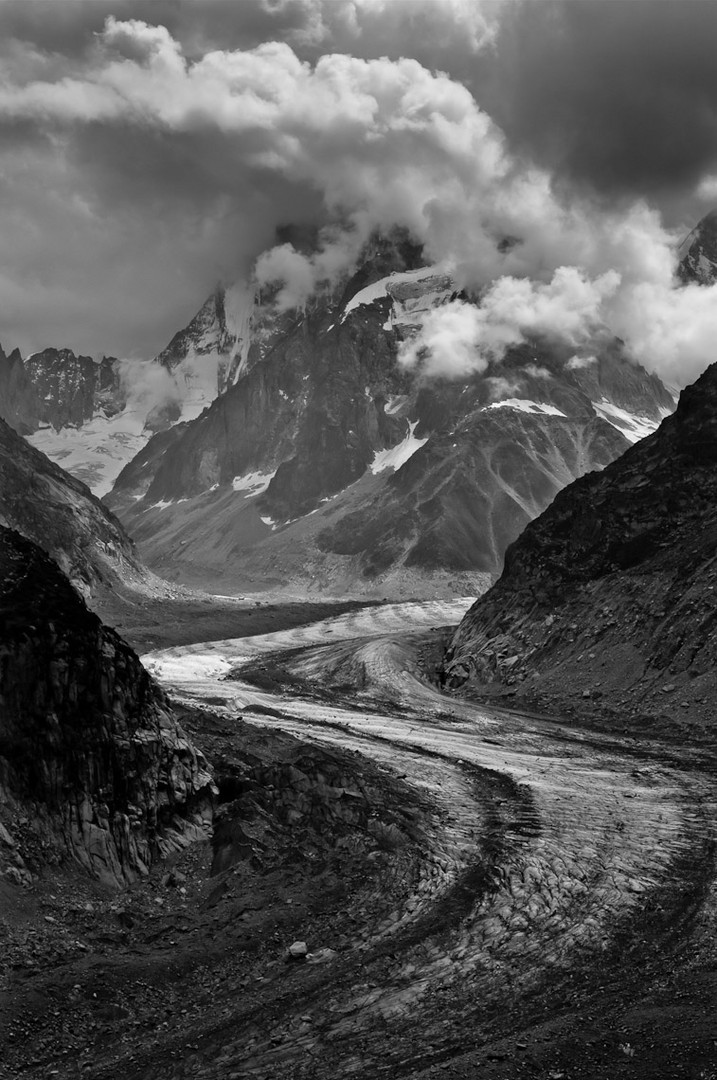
[3,0,717,386]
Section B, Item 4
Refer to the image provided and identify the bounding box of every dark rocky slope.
[0,415,155,603]
[0,527,215,888]
[445,358,717,736]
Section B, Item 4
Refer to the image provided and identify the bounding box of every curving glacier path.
[143,599,716,1079]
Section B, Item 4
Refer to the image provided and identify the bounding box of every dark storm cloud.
[0,1,499,357]
[2,0,717,385]
[477,0,717,211]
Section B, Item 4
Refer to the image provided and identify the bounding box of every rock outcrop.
[0,342,40,435]
[0,527,215,887]
[24,348,125,431]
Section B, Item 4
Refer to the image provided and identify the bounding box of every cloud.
[399,268,619,380]
[609,279,717,388]
[117,357,180,412]
[484,375,521,401]
[477,1,717,207]
[399,302,492,380]
[566,354,597,370]
[0,2,716,392]
[0,12,516,355]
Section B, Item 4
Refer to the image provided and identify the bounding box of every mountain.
[0,341,40,435]
[0,526,215,888]
[443,208,717,728]
[106,238,674,597]
[677,208,717,284]
[0,414,157,604]
[154,280,257,404]
[24,347,125,430]
[444,347,717,736]
[5,315,256,498]
[19,339,226,498]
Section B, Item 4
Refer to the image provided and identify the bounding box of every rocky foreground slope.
[107,234,672,597]
[444,357,717,736]
[0,527,215,888]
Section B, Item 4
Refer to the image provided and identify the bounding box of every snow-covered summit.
[154,281,257,414]
[341,264,457,329]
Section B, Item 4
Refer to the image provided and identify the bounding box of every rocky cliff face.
[444,356,717,733]
[0,416,155,603]
[106,237,674,596]
[0,342,39,436]
[0,527,215,887]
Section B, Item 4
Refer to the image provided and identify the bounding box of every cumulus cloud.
[0,3,716,390]
[399,268,619,380]
[399,302,491,380]
[609,280,717,388]
[566,354,597,370]
[254,227,366,309]
[117,357,180,412]
[0,10,509,354]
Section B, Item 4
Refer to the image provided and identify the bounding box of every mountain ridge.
[105,240,674,597]
[443,213,717,735]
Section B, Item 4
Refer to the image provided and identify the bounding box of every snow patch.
[384,394,409,415]
[370,421,428,474]
[341,278,393,321]
[485,399,566,417]
[232,470,276,496]
[591,400,663,444]
[341,265,452,325]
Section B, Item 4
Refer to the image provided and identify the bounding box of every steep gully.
[135,600,717,1080]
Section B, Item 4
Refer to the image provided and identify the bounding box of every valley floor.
[2,599,716,1079]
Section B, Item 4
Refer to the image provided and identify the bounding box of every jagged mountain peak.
[0,341,38,436]
[154,277,257,396]
[106,234,675,597]
[678,207,717,284]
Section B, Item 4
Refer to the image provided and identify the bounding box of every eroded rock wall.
[0,528,215,887]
